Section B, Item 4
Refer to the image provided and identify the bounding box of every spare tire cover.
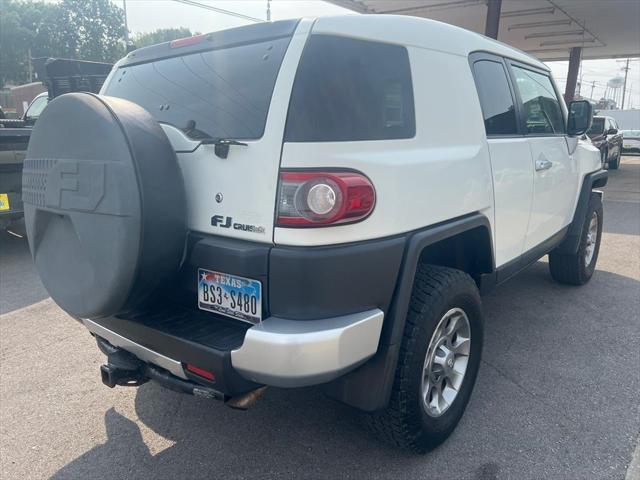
[23,93,186,319]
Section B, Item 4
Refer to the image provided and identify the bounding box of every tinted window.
[512,65,565,134]
[285,35,415,142]
[588,117,605,135]
[25,95,48,120]
[473,60,518,135]
[104,36,292,140]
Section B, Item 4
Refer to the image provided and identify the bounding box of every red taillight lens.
[277,171,375,227]
[185,364,215,381]
[170,34,206,49]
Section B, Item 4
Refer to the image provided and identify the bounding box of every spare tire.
[22,93,186,319]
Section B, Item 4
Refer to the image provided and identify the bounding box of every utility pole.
[27,48,33,82]
[589,81,596,101]
[123,0,130,47]
[621,58,630,110]
[266,0,271,22]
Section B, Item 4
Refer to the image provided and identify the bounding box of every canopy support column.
[485,0,502,39]
[564,47,582,104]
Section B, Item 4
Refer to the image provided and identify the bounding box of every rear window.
[104,29,293,141]
[285,35,415,142]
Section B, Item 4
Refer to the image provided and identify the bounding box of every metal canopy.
[328,0,640,61]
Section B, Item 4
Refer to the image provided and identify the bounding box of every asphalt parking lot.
[1,157,639,480]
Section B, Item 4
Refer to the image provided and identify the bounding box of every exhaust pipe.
[225,386,268,410]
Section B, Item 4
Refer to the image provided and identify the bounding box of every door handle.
[535,158,553,171]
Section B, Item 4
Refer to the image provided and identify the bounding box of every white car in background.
[622,129,640,154]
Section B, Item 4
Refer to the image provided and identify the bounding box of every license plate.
[0,193,9,211]
[198,269,262,324]
[624,144,633,148]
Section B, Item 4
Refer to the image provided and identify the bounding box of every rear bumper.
[231,309,383,387]
[85,308,383,390]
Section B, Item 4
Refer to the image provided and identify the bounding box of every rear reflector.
[277,170,375,227]
[170,34,206,49]
[186,364,215,381]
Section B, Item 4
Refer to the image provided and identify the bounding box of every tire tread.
[365,265,478,452]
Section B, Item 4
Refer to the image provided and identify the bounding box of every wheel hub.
[421,308,471,417]
[584,211,598,267]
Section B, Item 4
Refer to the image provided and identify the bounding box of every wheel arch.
[385,212,493,346]
[556,169,608,255]
[322,212,494,411]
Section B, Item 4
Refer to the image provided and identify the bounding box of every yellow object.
[0,193,9,211]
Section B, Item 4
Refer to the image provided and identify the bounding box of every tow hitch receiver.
[100,364,148,388]
[95,335,224,400]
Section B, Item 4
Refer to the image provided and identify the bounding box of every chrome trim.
[83,319,188,380]
[231,309,384,388]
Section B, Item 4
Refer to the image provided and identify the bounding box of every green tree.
[58,0,126,63]
[133,27,193,49]
[0,0,126,87]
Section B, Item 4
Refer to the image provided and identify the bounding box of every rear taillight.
[277,171,375,227]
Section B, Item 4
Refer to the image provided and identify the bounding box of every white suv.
[22,16,606,452]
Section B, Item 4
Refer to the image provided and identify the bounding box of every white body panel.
[525,137,578,250]
[276,44,493,247]
[487,138,534,267]
[101,14,602,266]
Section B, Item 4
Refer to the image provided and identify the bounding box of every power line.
[171,0,264,23]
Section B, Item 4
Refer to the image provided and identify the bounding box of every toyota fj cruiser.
[23,16,606,452]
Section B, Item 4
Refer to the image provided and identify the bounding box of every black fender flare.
[556,169,608,255]
[322,212,494,411]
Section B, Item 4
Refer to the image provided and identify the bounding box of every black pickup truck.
[0,58,112,230]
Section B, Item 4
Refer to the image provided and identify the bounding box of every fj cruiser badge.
[211,215,265,234]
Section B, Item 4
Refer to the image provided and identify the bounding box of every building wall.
[10,82,46,116]
[597,109,640,130]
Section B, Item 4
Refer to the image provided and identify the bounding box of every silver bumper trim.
[231,309,384,388]
[83,319,188,380]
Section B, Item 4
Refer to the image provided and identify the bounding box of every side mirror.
[606,128,618,135]
[567,100,592,136]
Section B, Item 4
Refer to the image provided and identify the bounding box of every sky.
[120,0,640,109]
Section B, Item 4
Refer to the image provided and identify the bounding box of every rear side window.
[104,36,292,140]
[472,60,518,135]
[588,117,605,135]
[511,65,565,135]
[285,35,415,142]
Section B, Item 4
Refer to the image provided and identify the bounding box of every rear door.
[103,20,309,243]
[470,53,533,268]
[508,62,578,251]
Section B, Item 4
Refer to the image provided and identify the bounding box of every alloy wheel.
[421,308,471,417]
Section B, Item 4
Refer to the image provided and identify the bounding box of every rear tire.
[366,265,483,453]
[608,149,620,170]
[549,193,603,285]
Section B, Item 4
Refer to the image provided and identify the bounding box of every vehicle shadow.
[0,230,49,314]
[49,262,640,480]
